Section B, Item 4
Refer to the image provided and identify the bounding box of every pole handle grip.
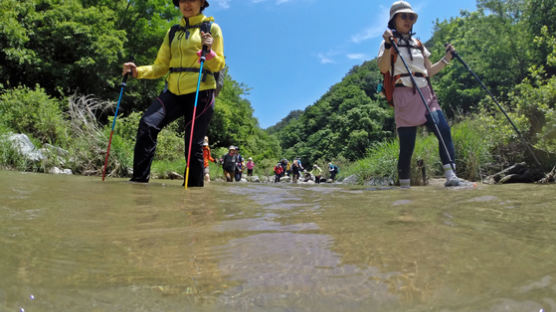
[444,43,460,58]
[200,45,208,62]
[122,72,130,84]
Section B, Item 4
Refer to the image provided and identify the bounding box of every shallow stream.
[1,170,555,311]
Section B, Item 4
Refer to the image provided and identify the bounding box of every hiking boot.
[444,177,473,187]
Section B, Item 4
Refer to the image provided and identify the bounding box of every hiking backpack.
[378,37,426,106]
[168,21,225,97]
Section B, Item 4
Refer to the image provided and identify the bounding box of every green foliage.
[0,0,36,82]
[1,0,127,99]
[155,128,185,161]
[429,9,533,117]
[111,111,141,142]
[97,128,133,177]
[510,74,556,155]
[0,85,68,145]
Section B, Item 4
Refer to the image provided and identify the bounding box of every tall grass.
[340,118,494,185]
[451,119,494,181]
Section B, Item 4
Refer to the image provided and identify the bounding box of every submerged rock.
[167,171,184,180]
[49,167,73,175]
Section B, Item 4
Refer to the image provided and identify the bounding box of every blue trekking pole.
[184,46,208,190]
[102,70,130,181]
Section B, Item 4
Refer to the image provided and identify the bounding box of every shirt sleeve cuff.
[197,49,217,63]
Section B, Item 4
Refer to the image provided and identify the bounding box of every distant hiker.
[234,146,244,181]
[311,164,323,184]
[221,146,237,182]
[291,159,304,183]
[280,159,289,177]
[378,1,467,188]
[328,162,339,181]
[123,0,225,187]
[246,157,255,176]
[274,163,284,182]
[202,136,216,182]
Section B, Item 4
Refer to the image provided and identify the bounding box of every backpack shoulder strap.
[168,21,212,46]
[168,24,181,46]
[389,38,399,73]
[415,39,425,53]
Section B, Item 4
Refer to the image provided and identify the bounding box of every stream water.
[1,170,555,311]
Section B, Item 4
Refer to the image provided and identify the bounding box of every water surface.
[1,170,555,311]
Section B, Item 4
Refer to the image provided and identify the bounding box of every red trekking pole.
[102,71,130,181]
[184,46,208,189]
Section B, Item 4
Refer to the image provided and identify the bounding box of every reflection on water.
[1,170,556,311]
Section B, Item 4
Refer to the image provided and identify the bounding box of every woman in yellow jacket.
[122,0,225,187]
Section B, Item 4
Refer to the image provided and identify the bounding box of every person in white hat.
[377,1,467,188]
[246,157,255,176]
[202,136,216,182]
[221,146,237,182]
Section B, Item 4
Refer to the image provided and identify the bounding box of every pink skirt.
[393,86,442,128]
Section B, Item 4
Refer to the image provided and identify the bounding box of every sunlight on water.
[1,170,555,311]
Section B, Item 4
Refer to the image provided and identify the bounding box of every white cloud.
[250,0,297,5]
[317,53,334,64]
[346,53,367,60]
[351,6,390,43]
[211,0,231,9]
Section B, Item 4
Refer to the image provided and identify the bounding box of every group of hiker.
[273,160,339,184]
[219,145,254,182]
[121,0,472,189]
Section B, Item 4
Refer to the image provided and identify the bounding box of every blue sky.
[206,0,478,128]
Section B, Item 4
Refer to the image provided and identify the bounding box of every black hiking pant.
[131,90,214,187]
[397,110,455,180]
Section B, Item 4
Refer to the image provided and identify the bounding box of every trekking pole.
[390,38,456,171]
[448,45,542,166]
[102,70,130,181]
[184,47,208,190]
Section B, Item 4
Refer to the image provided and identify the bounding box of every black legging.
[131,90,214,186]
[397,110,455,180]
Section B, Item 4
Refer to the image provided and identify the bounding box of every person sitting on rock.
[311,164,323,183]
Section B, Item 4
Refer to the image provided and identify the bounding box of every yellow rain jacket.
[136,14,225,95]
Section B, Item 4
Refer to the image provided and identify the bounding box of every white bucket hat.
[388,1,418,28]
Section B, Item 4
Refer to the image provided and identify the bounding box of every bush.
[0,85,69,146]
[154,128,185,161]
